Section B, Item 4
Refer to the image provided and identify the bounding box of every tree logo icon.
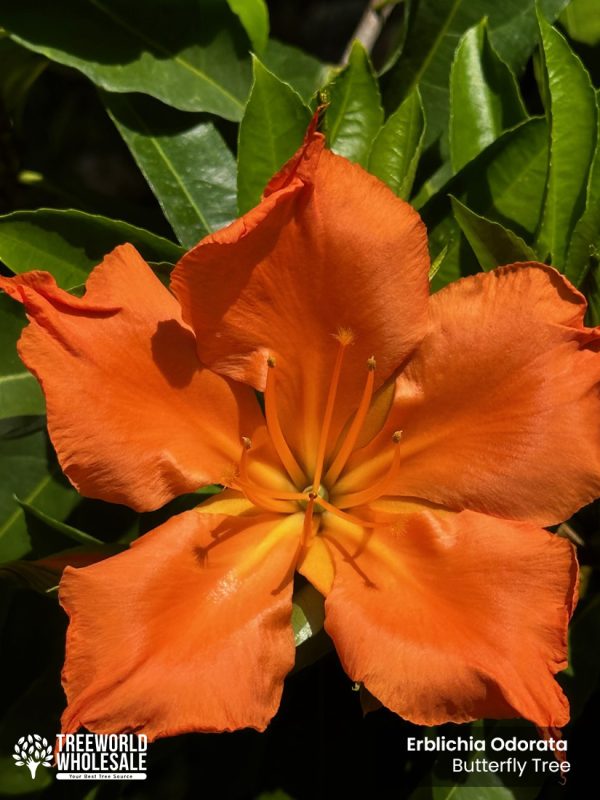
[12,735,53,779]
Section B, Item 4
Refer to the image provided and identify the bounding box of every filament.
[334,431,403,509]
[264,356,306,487]
[325,356,376,485]
[312,332,353,491]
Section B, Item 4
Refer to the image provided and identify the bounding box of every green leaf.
[368,88,425,199]
[422,118,549,289]
[14,499,102,546]
[449,19,527,172]
[103,92,237,248]
[262,39,331,104]
[0,208,184,289]
[562,595,600,719]
[0,0,252,121]
[226,0,269,54]
[565,91,600,287]
[292,582,325,647]
[451,196,537,271]
[0,427,79,561]
[536,15,597,268]
[323,41,383,167]
[0,295,44,421]
[383,0,568,147]
[237,57,311,215]
[560,0,600,46]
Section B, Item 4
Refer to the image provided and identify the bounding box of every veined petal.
[171,128,430,474]
[0,245,265,511]
[319,508,576,727]
[338,264,600,525]
[60,508,303,738]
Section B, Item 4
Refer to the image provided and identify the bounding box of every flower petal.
[318,508,576,727]
[171,129,430,473]
[60,508,302,738]
[338,264,600,525]
[0,245,265,510]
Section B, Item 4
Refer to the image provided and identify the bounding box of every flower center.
[300,484,329,513]
[232,329,402,530]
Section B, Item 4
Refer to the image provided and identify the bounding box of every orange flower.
[1,121,599,740]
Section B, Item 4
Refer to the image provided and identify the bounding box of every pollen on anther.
[241,436,252,450]
[367,356,376,371]
[334,327,356,347]
[392,430,403,443]
[267,355,276,368]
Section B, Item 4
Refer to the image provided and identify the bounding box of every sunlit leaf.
[368,88,425,199]
[560,0,600,46]
[237,56,311,214]
[324,40,383,168]
[449,19,526,172]
[103,92,237,248]
[0,209,183,289]
[262,38,331,104]
[383,0,568,147]
[226,0,269,54]
[536,15,597,268]
[0,0,252,120]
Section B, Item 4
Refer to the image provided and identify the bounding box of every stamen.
[264,356,306,487]
[234,437,302,513]
[312,335,353,491]
[334,431,403,509]
[325,356,376,485]
[316,496,381,529]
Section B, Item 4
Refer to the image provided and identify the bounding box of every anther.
[367,356,376,371]
[267,355,276,368]
[392,430,403,443]
[241,436,252,450]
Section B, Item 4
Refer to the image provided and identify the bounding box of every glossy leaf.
[323,40,383,167]
[0,427,79,562]
[450,20,527,172]
[368,88,425,199]
[15,499,102,547]
[451,196,537,271]
[292,583,325,647]
[262,39,331,104]
[565,92,600,287]
[383,0,568,147]
[536,16,597,268]
[237,57,311,214]
[103,92,237,248]
[560,0,600,46]
[422,118,549,289]
[226,0,269,54]
[0,0,252,120]
[0,295,44,421]
[0,208,183,289]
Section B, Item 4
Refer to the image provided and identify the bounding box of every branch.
[341,0,398,64]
